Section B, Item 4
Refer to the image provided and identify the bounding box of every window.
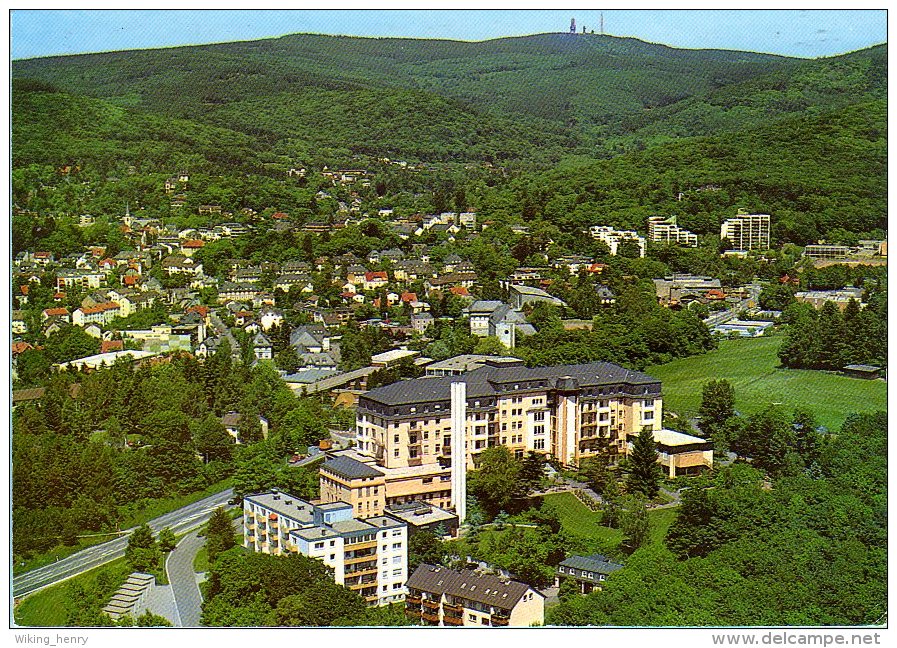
[533,439,545,450]
[330,554,335,560]
[533,411,545,421]
[382,571,389,579]
[393,555,402,564]
[382,557,388,565]
[469,614,477,622]
[393,542,402,549]
[644,411,654,421]
[394,449,399,457]
[329,540,335,546]
[534,425,545,435]
[392,568,402,576]
[314,542,324,549]
[392,530,402,536]
[410,447,419,458]
[410,434,417,443]
[394,434,399,443]
[393,583,402,589]
[482,618,489,625]
[424,431,429,440]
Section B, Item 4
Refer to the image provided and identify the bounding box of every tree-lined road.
[12,488,235,599]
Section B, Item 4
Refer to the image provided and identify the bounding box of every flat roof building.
[720,213,770,251]
[243,489,408,606]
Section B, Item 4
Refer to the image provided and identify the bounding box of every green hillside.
[12,33,885,158]
[646,335,887,431]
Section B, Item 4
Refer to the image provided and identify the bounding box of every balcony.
[405,608,422,619]
[345,539,378,550]
[422,598,440,611]
[344,550,377,563]
[442,601,463,614]
[344,564,378,578]
[443,615,464,626]
[421,611,440,624]
[491,614,510,627]
[347,577,377,590]
[406,594,422,605]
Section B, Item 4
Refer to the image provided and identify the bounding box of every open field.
[646,334,887,431]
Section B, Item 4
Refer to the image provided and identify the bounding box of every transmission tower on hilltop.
[570,18,576,34]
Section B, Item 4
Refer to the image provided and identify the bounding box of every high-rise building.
[242,490,408,606]
[720,213,771,251]
[647,216,698,247]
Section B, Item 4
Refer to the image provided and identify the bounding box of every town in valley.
[9,12,887,632]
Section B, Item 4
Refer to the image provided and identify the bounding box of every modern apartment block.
[588,225,647,257]
[647,216,698,247]
[405,564,545,627]
[243,490,408,606]
[720,213,771,251]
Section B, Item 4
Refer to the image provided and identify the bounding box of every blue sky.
[10,8,888,61]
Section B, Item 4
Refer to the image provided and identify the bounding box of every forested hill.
[10,32,886,160]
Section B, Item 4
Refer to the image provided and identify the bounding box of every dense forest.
[547,412,887,626]
[11,352,340,561]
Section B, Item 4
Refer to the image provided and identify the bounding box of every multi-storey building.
[588,225,647,257]
[358,362,663,471]
[405,564,544,627]
[647,216,698,247]
[720,213,771,251]
[243,490,408,606]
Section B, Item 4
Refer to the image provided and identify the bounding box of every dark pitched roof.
[558,554,624,579]
[361,361,660,406]
[406,564,536,609]
[321,456,384,480]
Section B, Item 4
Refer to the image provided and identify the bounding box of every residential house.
[555,554,624,593]
[405,564,544,627]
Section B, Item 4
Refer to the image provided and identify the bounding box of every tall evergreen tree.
[205,506,236,564]
[625,426,662,499]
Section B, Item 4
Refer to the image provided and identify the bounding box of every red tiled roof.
[365,271,388,281]
[450,286,470,296]
[11,342,33,355]
[34,251,51,258]
[272,212,289,219]
[187,305,210,316]
[401,292,417,303]
[80,302,120,315]
[123,275,140,286]
[182,239,205,248]
[53,292,66,299]
[99,258,117,267]
[101,340,124,353]
[20,285,29,295]
[43,307,69,316]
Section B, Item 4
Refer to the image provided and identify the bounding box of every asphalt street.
[12,488,235,599]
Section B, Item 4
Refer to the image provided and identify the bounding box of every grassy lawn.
[193,546,210,573]
[539,492,675,553]
[646,334,887,431]
[14,558,131,627]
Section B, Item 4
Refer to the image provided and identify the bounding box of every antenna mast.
[570,17,576,34]
[600,12,605,35]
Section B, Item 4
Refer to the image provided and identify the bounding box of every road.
[12,488,235,600]
[166,517,243,627]
[166,529,205,627]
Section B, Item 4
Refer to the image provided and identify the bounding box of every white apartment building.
[647,216,698,247]
[720,213,771,251]
[589,226,646,257]
[243,490,408,606]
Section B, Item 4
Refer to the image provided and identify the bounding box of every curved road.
[12,488,235,599]
[166,517,243,627]
[166,529,205,627]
